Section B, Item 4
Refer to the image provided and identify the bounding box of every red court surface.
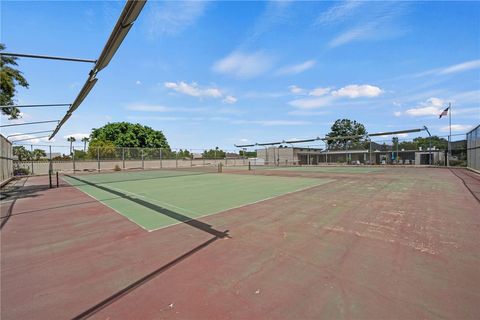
[1,167,480,319]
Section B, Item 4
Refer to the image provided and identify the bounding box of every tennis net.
[53,164,222,187]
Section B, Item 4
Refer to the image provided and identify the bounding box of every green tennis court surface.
[64,170,333,231]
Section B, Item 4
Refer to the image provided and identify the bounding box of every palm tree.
[67,137,76,155]
[81,137,89,152]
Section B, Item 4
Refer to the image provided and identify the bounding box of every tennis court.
[63,169,333,231]
[2,167,480,319]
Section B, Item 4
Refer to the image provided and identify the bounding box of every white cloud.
[135,80,142,85]
[276,60,316,75]
[393,111,402,117]
[222,95,238,104]
[441,124,473,132]
[415,60,480,78]
[126,104,169,112]
[289,95,336,109]
[63,133,89,140]
[289,85,305,95]
[326,2,408,48]
[315,0,364,26]
[439,60,480,75]
[212,51,274,79]
[332,84,383,98]
[145,1,207,37]
[328,24,374,48]
[164,81,222,98]
[289,84,383,109]
[239,138,249,143]
[309,87,331,97]
[404,97,445,116]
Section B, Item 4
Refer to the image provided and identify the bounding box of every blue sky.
[1,0,479,150]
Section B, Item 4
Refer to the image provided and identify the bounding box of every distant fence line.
[12,146,251,176]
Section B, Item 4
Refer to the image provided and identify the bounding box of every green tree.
[90,122,170,149]
[326,119,368,150]
[67,136,76,155]
[177,149,191,159]
[73,149,88,160]
[87,139,117,159]
[202,148,226,159]
[13,146,31,161]
[0,43,29,119]
[397,141,417,151]
[239,150,257,158]
[32,149,47,160]
[413,136,448,150]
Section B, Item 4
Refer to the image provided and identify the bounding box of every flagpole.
[448,102,452,166]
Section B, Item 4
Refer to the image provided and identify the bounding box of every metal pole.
[0,52,97,63]
[49,145,52,175]
[397,138,399,164]
[56,172,59,188]
[1,104,70,109]
[160,149,162,168]
[175,150,178,168]
[141,149,144,170]
[97,147,100,171]
[190,149,193,167]
[30,145,34,175]
[0,120,59,128]
[448,102,452,166]
[7,130,54,138]
[72,147,76,173]
[122,147,125,169]
[369,139,372,165]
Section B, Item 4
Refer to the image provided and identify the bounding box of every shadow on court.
[65,175,230,239]
[72,235,222,319]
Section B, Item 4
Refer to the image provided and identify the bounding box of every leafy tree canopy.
[326,119,367,149]
[202,148,226,159]
[13,146,31,161]
[90,122,170,149]
[32,149,46,160]
[1,43,29,119]
[239,150,257,158]
[87,139,117,159]
[394,136,449,151]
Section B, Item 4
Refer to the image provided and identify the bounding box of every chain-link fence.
[467,125,480,171]
[1,134,13,185]
[11,145,250,176]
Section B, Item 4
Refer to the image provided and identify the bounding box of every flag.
[439,107,449,119]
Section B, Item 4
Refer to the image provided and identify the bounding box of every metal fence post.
[175,150,178,168]
[72,147,76,173]
[30,144,34,175]
[369,139,372,165]
[190,149,193,167]
[141,149,144,170]
[49,145,52,175]
[159,148,162,168]
[97,147,100,171]
[122,147,125,169]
